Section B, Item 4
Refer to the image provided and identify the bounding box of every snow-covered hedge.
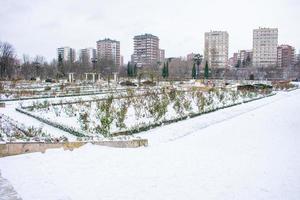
[20,87,273,137]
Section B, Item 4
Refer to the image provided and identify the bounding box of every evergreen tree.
[162,62,166,78]
[127,62,131,77]
[192,63,196,79]
[235,60,241,68]
[246,55,251,66]
[57,54,64,77]
[242,60,246,67]
[204,60,209,79]
[166,61,169,78]
[133,63,137,77]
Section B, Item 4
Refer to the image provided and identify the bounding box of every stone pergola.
[84,73,102,82]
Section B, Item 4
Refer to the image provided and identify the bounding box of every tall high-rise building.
[96,38,120,68]
[57,47,76,62]
[253,27,278,67]
[79,48,96,65]
[133,34,159,66]
[277,45,295,68]
[204,31,229,68]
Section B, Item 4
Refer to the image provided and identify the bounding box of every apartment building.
[253,27,278,67]
[204,31,229,68]
[133,34,159,66]
[277,45,295,68]
[79,48,96,64]
[96,38,120,68]
[57,47,76,62]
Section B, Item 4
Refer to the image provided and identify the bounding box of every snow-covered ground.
[0,89,300,200]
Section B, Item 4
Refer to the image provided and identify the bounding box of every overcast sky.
[0,0,299,62]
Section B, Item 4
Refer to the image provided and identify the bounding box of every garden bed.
[0,113,67,143]
[17,87,273,138]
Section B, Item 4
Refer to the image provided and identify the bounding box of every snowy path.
[0,171,21,200]
[0,89,299,200]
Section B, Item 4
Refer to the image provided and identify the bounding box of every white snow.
[0,89,300,200]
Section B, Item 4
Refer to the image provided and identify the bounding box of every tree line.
[1,40,214,81]
[0,41,125,81]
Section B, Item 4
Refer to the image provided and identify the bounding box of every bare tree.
[168,58,193,79]
[96,58,116,76]
[33,55,45,78]
[0,41,16,79]
[20,54,33,79]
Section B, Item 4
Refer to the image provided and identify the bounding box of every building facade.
[159,49,165,62]
[187,53,195,61]
[96,38,120,68]
[297,51,300,64]
[237,50,253,67]
[133,34,159,66]
[120,55,124,67]
[57,47,76,62]
[79,48,96,65]
[253,27,278,67]
[277,45,295,68]
[204,31,229,68]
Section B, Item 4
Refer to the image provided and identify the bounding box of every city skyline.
[0,0,299,63]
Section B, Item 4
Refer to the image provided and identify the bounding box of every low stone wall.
[0,139,148,157]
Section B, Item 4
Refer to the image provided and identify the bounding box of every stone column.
[92,73,95,82]
[113,72,118,82]
[68,73,74,82]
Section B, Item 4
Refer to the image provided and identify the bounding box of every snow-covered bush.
[94,96,114,136]
[115,100,128,129]
[146,90,169,121]
[78,111,89,131]
[0,114,61,142]
[173,91,185,117]
[194,90,207,113]
[0,82,3,91]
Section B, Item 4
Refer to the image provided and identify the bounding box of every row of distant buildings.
[203,27,298,68]
[57,34,165,68]
[57,28,299,70]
